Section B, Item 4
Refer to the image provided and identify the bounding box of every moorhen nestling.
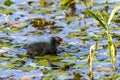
[27,36,64,58]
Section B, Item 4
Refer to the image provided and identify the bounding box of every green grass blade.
[79,0,88,9]
[108,6,120,26]
[86,9,106,30]
[107,32,116,67]
[106,6,120,69]
[60,0,70,6]
[97,10,108,23]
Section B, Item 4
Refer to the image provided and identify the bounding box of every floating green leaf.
[0,7,15,14]
[73,63,88,69]
[29,8,51,14]
[35,59,50,66]
[4,0,14,6]
[7,63,17,68]
[42,69,68,80]
[61,53,77,60]
[0,57,10,61]
[35,55,61,61]
[20,66,36,72]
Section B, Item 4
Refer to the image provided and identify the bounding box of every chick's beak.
[59,40,65,44]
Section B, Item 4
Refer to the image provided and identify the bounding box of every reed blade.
[86,9,106,30]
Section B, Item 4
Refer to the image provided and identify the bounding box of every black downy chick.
[27,36,64,58]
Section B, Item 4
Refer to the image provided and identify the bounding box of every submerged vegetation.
[0,0,120,79]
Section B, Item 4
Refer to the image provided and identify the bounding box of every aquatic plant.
[4,0,14,6]
[60,0,76,16]
[104,0,108,12]
[86,6,120,69]
[87,40,98,80]
[30,18,54,29]
[77,0,94,9]
[77,0,94,27]
[39,0,45,7]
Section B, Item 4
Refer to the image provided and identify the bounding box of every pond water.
[0,0,120,80]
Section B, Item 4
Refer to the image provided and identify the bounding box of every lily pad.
[61,54,77,60]
[94,31,106,36]
[42,69,68,80]
[66,32,87,38]
[71,26,88,30]
[0,7,15,14]
[51,61,75,70]
[29,18,54,29]
[34,55,62,61]
[66,16,81,22]
[73,63,88,69]
[0,57,10,61]
[0,64,12,69]
[50,26,63,33]
[29,8,51,14]
[64,45,80,53]
[9,57,27,67]
[4,0,14,6]
[34,59,50,67]
[20,66,36,72]
[6,63,17,68]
